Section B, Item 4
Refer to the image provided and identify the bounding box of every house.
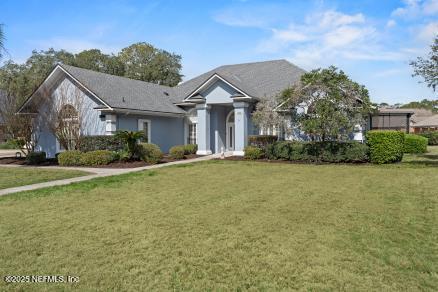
[18,60,306,157]
[412,115,438,133]
[369,108,415,133]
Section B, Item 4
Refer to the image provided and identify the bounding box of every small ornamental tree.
[252,98,289,138]
[410,36,437,91]
[280,66,372,142]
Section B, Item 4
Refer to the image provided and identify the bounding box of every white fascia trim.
[184,73,250,101]
[57,66,113,110]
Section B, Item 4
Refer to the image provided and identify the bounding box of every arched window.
[186,108,197,145]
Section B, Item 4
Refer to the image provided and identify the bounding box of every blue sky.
[1,0,437,103]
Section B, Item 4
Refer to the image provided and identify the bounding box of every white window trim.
[138,119,151,143]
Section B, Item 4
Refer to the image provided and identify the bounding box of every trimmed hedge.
[80,150,115,166]
[169,145,185,159]
[184,144,198,155]
[419,131,438,145]
[404,134,428,154]
[248,135,277,148]
[139,143,163,164]
[244,146,264,160]
[58,150,83,166]
[26,151,46,165]
[79,135,124,152]
[266,141,369,163]
[366,130,405,164]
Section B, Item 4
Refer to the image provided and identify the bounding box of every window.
[58,104,80,150]
[138,119,151,143]
[188,123,197,144]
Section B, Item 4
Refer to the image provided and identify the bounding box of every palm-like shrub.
[114,130,145,159]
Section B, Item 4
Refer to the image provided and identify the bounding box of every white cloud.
[323,26,375,48]
[417,21,438,42]
[374,68,404,78]
[315,10,365,28]
[391,0,438,18]
[386,20,397,28]
[272,27,309,42]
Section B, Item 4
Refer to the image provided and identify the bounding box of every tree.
[400,98,438,113]
[118,42,182,86]
[0,24,5,60]
[410,36,438,91]
[252,98,290,138]
[75,49,124,76]
[39,83,90,151]
[280,66,371,142]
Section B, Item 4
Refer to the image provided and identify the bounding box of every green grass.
[0,167,89,190]
[402,145,438,167]
[0,161,437,291]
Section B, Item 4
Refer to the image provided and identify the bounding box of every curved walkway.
[0,153,230,197]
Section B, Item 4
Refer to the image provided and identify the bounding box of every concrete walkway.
[0,153,231,196]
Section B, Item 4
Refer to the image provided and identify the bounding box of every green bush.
[404,134,428,154]
[79,135,124,152]
[244,146,264,160]
[184,144,198,155]
[0,139,20,149]
[419,131,438,145]
[169,145,185,159]
[266,141,369,163]
[248,135,278,148]
[26,151,46,165]
[80,150,115,166]
[366,130,405,164]
[139,143,163,164]
[58,150,83,166]
[113,149,130,162]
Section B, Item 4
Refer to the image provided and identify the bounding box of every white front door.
[226,122,235,151]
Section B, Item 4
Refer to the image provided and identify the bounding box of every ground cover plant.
[0,160,437,290]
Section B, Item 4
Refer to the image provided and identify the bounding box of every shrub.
[244,146,264,160]
[80,150,115,166]
[419,131,438,145]
[0,139,20,149]
[366,130,405,164]
[26,151,46,165]
[115,131,145,159]
[266,141,369,163]
[58,150,83,166]
[169,145,185,159]
[79,135,124,152]
[113,149,130,162]
[404,134,428,154]
[184,144,198,155]
[248,135,277,148]
[139,143,163,164]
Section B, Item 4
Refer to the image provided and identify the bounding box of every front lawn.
[0,161,437,290]
[0,167,89,190]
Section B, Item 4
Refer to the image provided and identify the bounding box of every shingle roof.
[60,64,185,114]
[174,59,305,102]
[58,60,305,113]
[413,115,438,127]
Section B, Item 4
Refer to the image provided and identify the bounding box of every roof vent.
[122,97,126,102]
[163,91,169,96]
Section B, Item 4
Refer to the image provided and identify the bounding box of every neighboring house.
[369,108,414,133]
[412,115,438,133]
[18,60,306,157]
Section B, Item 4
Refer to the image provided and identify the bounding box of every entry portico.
[181,73,256,156]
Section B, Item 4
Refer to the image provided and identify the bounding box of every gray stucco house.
[18,59,306,158]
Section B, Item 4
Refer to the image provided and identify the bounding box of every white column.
[196,103,212,155]
[105,114,117,135]
[233,101,249,156]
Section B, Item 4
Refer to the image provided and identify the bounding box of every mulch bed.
[219,156,369,165]
[0,154,203,168]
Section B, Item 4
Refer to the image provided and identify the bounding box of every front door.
[226,122,235,151]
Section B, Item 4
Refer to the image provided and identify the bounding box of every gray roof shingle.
[59,60,305,113]
[174,59,305,102]
[60,64,185,114]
